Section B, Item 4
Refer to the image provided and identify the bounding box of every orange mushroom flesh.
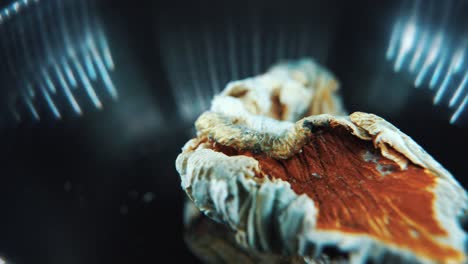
[209,125,463,263]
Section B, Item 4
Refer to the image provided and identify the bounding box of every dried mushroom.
[211,58,345,122]
[183,200,325,264]
[176,59,467,264]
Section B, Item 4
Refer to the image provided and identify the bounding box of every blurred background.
[0,0,466,263]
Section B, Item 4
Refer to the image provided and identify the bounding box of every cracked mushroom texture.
[176,59,467,264]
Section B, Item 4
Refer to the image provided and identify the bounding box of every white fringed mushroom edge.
[176,112,467,264]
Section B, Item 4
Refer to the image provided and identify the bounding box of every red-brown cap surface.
[176,59,467,263]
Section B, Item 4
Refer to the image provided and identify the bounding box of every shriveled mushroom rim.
[194,111,362,160]
[195,111,462,182]
[185,111,467,263]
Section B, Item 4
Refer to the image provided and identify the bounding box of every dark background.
[0,0,466,263]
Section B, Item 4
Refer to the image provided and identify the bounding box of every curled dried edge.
[181,58,352,263]
[176,111,467,264]
[183,200,339,264]
[211,58,346,123]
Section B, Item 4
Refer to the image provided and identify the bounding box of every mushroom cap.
[176,59,467,264]
[211,58,346,122]
[183,198,321,264]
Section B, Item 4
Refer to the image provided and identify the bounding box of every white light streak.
[42,68,56,93]
[71,53,103,108]
[394,20,416,72]
[415,33,442,87]
[54,64,82,115]
[89,40,118,100]
[402,22,417,50]
[387,20,403,60]
[409,29,429,72]
[430,49,448,89]
[452,47,465,73]
[13,2,20,12]
[97,25,115,71]
[449,72,467,107]
[61,58,78,88]
[434,73,452,104]
[23,91,39,121]
[26,82,35,98]
[39,81,61,119]
[83,48,97,80]
[450,95,467,124]
[434,48,465,104]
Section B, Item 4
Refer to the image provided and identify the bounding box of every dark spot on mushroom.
[252,143,262,154]
[270,89,286,120]
[377,163,397,176]
[303,120,326,133]
[228,86,249,98]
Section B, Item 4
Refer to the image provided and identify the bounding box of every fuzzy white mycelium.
[175,58,467,264]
